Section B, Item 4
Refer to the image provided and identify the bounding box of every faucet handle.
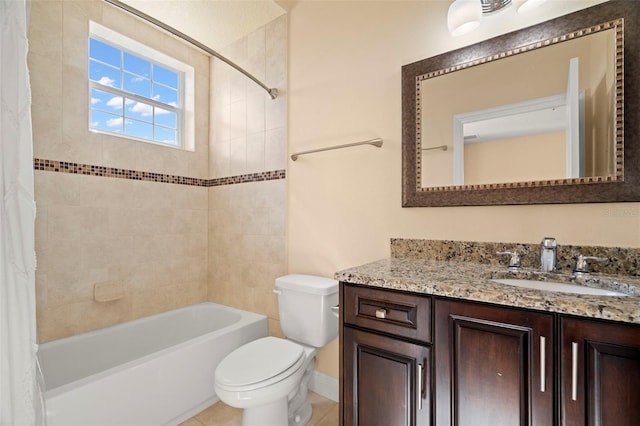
[497,251,521,270]
[574,254,607,274]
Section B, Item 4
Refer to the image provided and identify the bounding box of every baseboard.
[310,370,338,402]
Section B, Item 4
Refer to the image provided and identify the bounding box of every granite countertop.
[335,258,640,325]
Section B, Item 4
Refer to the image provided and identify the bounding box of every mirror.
[402,0,640,206]
[420,29,616,187]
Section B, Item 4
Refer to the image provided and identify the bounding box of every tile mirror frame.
[401,0,640,207]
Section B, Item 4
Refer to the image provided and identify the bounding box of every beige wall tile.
[38,297,132,342]
[265,126,287,170]
[31,3,286,345]
[62,2,91,71]
[30,0,209,177]
[247,27,266,81]
[266,15,287,89]
[247,87,266,135]
[47,205,109,240]
[28,1,63,60]
[174,281,208,309]
[208,179,287,325]
[102,137,138,170]
[174,185,208,211]
[131,285,178,319]
[246,132,266,174]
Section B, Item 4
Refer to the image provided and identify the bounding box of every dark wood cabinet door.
[560,317,640,426]
[434,299,554,426]
[343,327,431,426]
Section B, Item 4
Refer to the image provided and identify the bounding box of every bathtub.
[38,302,267,426]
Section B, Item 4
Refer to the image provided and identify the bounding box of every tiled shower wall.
[208,16,288,336]
[29,1,289,342]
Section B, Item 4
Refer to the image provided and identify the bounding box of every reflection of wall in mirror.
[588,29,616,177]
[464,131,565,185]
[420,29,614,187]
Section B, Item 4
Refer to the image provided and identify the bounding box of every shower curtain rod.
[102,0,279,100]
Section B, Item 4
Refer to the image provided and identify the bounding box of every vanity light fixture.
[447,0,547,36]
[447,0,482,37]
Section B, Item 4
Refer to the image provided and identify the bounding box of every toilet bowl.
[215,337,316,426]
[214,275,338,426]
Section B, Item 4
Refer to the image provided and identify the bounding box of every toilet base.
[242,398,288,426]
[288,357,315,426]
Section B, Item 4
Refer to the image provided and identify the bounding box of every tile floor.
[180,392,338,426]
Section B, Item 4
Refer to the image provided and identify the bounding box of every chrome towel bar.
[290,138,383,161]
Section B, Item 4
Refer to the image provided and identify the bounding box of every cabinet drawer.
[343,284,431,343]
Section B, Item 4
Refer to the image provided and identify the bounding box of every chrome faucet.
[540,237,557,272]
[497,251,521,271]
[573,254,607,276]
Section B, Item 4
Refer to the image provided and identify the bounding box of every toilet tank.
[275,274,338,348]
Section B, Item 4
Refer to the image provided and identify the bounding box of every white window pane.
[124,72,151,97]
[153,83,178,106]
[90,60,121,88]
[91,110,123,133]
[153,64,178,89]
[91,88,124,114]
[89,38,121,68]
[125,119,153,140]
[154,107,177,128]
[154,126,177,145]
[88,24,189,149]
[124,52,150,77]
[125,98,153,123]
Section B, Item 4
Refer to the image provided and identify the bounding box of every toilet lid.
[216,337,305,387]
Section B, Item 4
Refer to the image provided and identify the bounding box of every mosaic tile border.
[33,158,286,187]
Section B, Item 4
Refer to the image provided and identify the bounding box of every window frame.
[88,22,195,151]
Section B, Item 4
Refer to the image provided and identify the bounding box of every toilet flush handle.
[331,305,340,318]
[273,289,282,295]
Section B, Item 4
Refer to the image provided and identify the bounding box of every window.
[88,22,194,150]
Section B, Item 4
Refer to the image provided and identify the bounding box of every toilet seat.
[215,337,306,392]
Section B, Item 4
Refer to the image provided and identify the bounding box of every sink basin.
[491,278,628,296]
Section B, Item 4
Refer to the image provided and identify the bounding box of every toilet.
[214,274,339,426]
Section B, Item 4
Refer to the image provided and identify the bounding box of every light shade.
[516,0,548,14]
[448,0,482,36]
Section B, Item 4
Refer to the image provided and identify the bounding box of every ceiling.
[120,0,286,50]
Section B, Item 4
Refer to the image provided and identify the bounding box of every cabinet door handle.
[417,362,423,411]
[540,336,546,393]
[375,308,387,319]
[571,342,578,401]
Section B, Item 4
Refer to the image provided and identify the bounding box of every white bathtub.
[39,302,267,426]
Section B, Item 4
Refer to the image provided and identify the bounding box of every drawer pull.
[571,342,578,401]
[375,308,387,319]
[417,362,424,410]
[540,336,546,393]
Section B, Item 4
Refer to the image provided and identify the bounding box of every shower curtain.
[0,0,45,424]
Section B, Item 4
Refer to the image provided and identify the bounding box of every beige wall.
[464,132,565,185]
[288,0,639,379]
[30,0,210,342]
[208,16,288,337]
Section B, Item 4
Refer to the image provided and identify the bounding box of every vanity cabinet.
[341,284,431,426]
[560,317,640,426]
[434,299,554,426]
[340,282,640,426]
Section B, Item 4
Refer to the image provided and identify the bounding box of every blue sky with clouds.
[89,38,180,145]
